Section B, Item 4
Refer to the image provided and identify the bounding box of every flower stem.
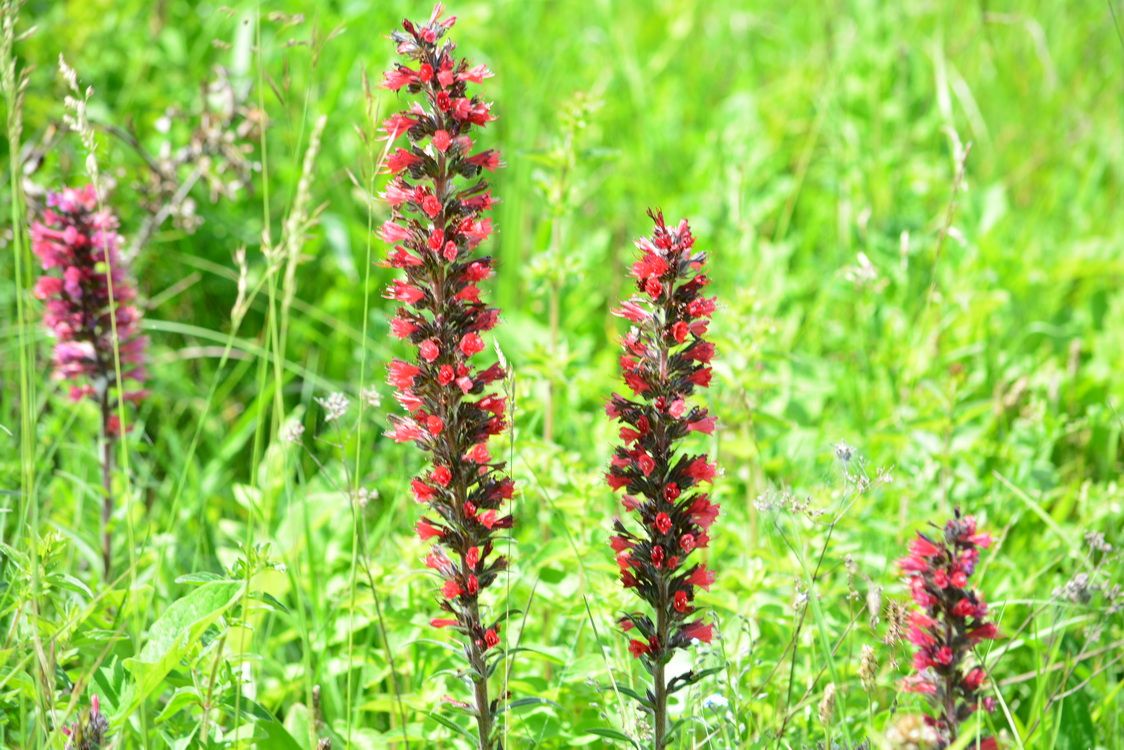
[653,577,669,749]
[467,600,494,750]
[652,649,667,748]
[473,672,493,750]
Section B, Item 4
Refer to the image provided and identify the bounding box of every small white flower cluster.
[317,392,351,422]
[753,490,827,519]
[361,386,382,408]
[281,420,305,444]
[356,487,379,508]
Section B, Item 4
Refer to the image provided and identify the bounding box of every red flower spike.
[897,509,1002,749]
[381,10,515,736]
[604,211,722,749]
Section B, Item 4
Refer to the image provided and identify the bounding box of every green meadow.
[1,0,1121,748]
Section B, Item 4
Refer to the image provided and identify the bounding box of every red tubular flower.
[605,210,721,749]
[31,186,149,433]
[379,6,511,747]
[897,509,1002,748]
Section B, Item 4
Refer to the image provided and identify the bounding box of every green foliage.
[2,0,1123,748]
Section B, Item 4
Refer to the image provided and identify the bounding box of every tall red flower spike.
[379,5,511,749]
[606,210,720,748]
[898,509,1001,749]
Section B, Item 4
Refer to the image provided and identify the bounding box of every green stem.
[99,394,115,577]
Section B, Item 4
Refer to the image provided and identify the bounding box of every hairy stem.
[467,599,494,750]
[653,576,669,749]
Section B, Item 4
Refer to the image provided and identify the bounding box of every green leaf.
[47,572,92,597]
[585,728,642,748]
[257,699,309,750]
[119,582,242,717]
[429,710,479,743]
[613,686,654,708]
[496,696,562,714]
[175,572,226,584]
[154,687,202,723]
[254,590,291,614]
[668,666,724,694]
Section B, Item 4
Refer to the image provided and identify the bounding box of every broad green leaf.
[119,582,242,717]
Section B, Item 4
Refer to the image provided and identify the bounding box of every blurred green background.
[1,0,1122,748]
